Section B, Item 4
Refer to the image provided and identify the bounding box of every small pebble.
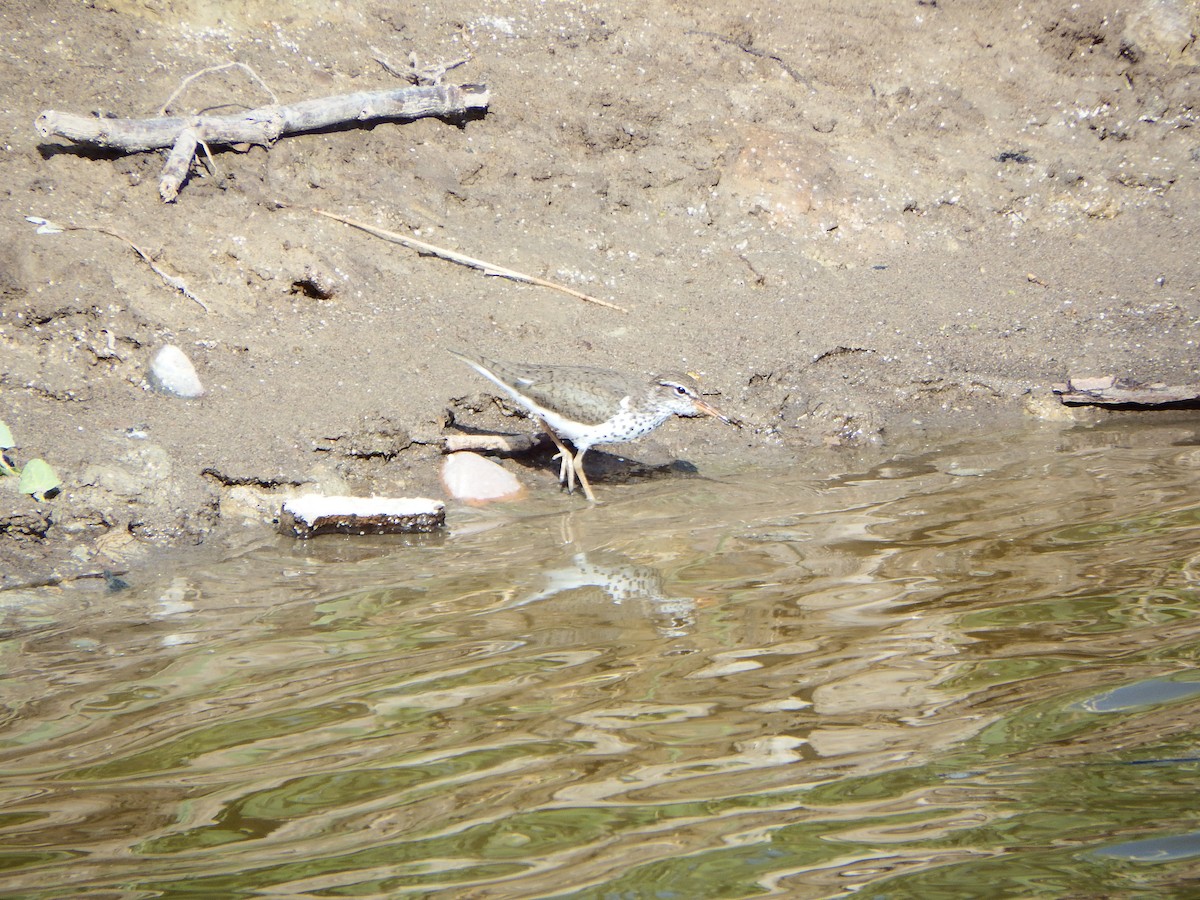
[148,345,204,398]
[441,452,525,503]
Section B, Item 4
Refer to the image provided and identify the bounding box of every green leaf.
[18,458,61,501]
[0,421,12,449]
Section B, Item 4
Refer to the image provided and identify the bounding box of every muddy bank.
[1,0,1197,589]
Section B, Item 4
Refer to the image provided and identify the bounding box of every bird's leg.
[556,450,572,487]
[573,449,598,503]
[537,420,577,493]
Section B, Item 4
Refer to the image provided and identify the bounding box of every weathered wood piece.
[279,494,446,538]
[443,432,544,454]
[35,83,489,151]
[1053,376,1200,407]
[35,83,490,201]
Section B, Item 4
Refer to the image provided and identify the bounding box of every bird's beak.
[693,397,740,427]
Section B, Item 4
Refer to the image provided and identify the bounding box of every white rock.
[441,452,525,503]
[148,345,204,398]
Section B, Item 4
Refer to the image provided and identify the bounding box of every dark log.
[279,495,446,538]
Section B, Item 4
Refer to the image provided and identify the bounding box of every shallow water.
[3,421,1200,899]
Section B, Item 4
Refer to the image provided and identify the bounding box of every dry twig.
[304,207,628,312]
[158,61,278,116]
[370,48,471,86]
[25,216,208,311]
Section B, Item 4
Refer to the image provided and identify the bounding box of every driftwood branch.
[1053,375,1200,407]
[35,83,490,202]
[304,206,629,312]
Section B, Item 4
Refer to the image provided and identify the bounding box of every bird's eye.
[674,385,687,395]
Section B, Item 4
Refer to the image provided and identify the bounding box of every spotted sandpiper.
[449,349,735,502]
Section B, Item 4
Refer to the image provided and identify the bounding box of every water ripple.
[2,424,1200,897]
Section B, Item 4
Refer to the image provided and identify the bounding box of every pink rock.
[441,452,525,503]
